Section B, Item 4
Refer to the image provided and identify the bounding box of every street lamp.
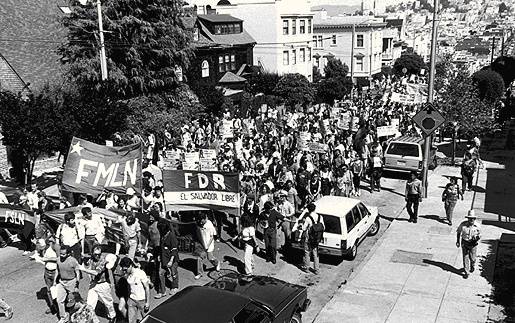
[79,0,108,80]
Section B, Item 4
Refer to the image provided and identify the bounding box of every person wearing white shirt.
[0,191,8,204]
[119,257,150,323]
[37,237,58,314]
[56,212,85,262]
[298,203,325,274]
[80,207,105,256]
[194,214,220,280]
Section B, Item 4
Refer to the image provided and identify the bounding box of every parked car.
[291,196,380,260]
[383,135,437,172]
[141,272,310,323]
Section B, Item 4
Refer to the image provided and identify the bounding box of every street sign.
[412,103,445,136]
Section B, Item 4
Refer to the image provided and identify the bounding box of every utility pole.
[96,0,108,80]
[422,0,439,198]
[350,23,355,100]
[501,30,505,57]
[491,36,496,64]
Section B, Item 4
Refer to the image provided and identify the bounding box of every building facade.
[312,12,386,83]
[184,13,256,88]
[197,0,315,81]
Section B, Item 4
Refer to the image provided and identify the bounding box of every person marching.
[405,171,423,223]
[442,177,463,226]
[456,210,481,279]
[258,201,284,264]
[55,245,81,323]
[234,215,260,276]
[298,203,324,275]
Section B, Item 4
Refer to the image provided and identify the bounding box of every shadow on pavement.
[423,259,463,276]
[223,255,245,274]
[420,214,448,225]
[380,214,409,222]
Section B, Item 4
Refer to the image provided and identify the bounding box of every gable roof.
[198,14,242,23]
[218,71,246,83]
[0,0,66,92]
[197,20,256,47]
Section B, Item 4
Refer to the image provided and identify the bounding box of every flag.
[62,137,142,195]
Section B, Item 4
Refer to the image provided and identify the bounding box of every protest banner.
[307,142,329,153]
[0,204,35,231]
[162,170,240,215]
[337,112,352,130]
[62,137,142,195]
[182,152,200,171]
[376,125,398,137]
[200,149,218,171]
[298,132,311,149]
[350,116,360,132]
[221,119,234,139]
[391,118,400,129]
[163,150,181,170]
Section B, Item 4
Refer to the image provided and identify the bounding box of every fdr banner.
[162,170,240,214]
[62,137,142,195]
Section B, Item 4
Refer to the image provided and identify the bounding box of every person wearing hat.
[456,210,481,278]
[258,201,284,264]
[405,171,423,223]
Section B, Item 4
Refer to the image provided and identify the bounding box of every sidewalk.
[314,136,514,322]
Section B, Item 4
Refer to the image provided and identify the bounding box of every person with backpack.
[299,203,325,275]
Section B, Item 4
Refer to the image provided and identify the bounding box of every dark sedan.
[141,272,310,323]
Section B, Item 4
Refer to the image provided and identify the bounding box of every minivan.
[383,135,437,172]
[291,196,380,260]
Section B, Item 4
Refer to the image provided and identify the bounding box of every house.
[0,0,67,178]
[184,13,256,90]
[312,11,386,84]
[192,0,314,81]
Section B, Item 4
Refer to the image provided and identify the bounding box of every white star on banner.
[71,141,84,156]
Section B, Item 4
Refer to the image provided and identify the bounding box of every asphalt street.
[0,172,416,323]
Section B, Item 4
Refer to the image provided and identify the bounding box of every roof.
[314,196,360,217]
[0,0,66,92]
[198,14,242,23]
[146,286,251,323]
[386,18,404,28]
[312,50,335,58]
[313,15,386,29]
[390,135,425,145]
[218,71,246,83]
[197,20,256,47]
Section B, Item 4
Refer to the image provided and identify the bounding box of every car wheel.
[290,312,302,323]
[347,244,358,260]
[368,218,380,237]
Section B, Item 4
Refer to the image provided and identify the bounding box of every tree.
[273,73,315,108]
[316,77,352,105]
[247,72,281,96]
[491,56,515,87]
[0,85,76,184]
[472,69,505,102]
[437,71,495,138]
[499,2,509,13]
[60,0,194,98]
[393,52,427,76]
[324,58,349,79]
[190,81,226,116]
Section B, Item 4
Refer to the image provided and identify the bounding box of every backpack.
[307,214,324,245]
[463,159,475,174]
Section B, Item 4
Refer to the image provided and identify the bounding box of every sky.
[310,0,406,6]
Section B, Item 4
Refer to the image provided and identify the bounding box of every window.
[219,56,224,72]
[386,143,420,157]
[59,6,72,14]
[332,34,337,45]
[292,49,296,64]
[292,20,296,35]
[357,203,371,218]
[345,212,356,233]
[283,51,289,65]
[314,57,319,67]
[300,48,305,62]
[317,35,323,48]
[201,60,209,78]
[283,20,289,35]
[234,302,272,323]
[308,48,312,61]
[308,19,312,33]
[225,54,230,71]
[312,35,317,47]
[356,57,364,71]
[235,23,241,33]
[300,20,305,34]
[215,25,222,34]
[193,27,199,41]
[320,214,341,235]
[356,34,364,47]
[230,54,236,70]
[351,207,363,225]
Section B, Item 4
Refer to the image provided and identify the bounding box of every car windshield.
[320,213,341,235]
[233,302,272,323]
[387,143,419,157]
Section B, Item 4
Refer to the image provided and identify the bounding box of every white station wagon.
[292,196,380,260]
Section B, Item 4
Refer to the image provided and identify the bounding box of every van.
[291,196,380,260]
[383,135,437,173]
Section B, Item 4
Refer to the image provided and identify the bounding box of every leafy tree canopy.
[324,57,349,79]
[491,56,515,87]
[60,0,194,98]
[247,72,281,96]
[472,69,505,102]
[273,73,315,108]
[393,52,427,76]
